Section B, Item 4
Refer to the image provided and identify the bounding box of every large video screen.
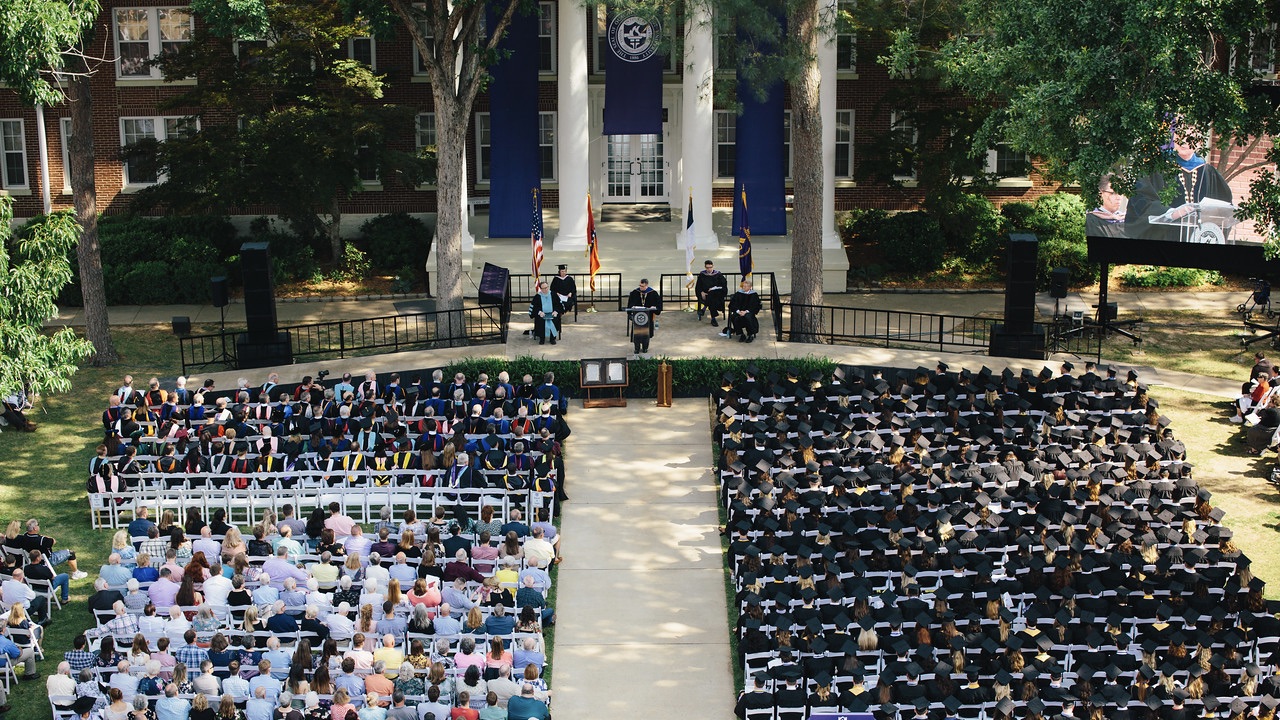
[1086,132,1265,245]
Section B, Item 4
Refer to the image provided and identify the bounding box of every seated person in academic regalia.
[695,260,729,326]
[724,279,762,343]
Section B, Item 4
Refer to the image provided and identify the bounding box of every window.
[836,0,856,71]
[0,120,27,190]
[476,113,492,181]
[114,7,193,80]
[538,1,556,74]
[889,112,917,180]
[538,112,556,181]
[988,143,1029,177]
[357,143,379,185]
[413,10,436,75]
[834,110,853,178]
[715,111,736,178]
[416,113,436,151]
[1252,24,1276,74]
[473,112,554,182]
[348,36,375,69]
[714,29,738,72]
[120,116,197,186]
[234,39,269,69]
[60,118,72,193]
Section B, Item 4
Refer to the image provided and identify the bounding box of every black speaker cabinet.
[240,242,279,342]
[989,323,1047,360]
[479,263,510,307]
[1004,233,1039,333]
[1050,267,1070,299]
[172,316,191,336]
[210,276,229,308]
[236,331,293,369]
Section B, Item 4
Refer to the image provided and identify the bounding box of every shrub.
[1000,201,1036,231]
[246,218,319,283]
[341,244,372,281]
[1025,193,1097,288]
[358,213,432,272]
[845,208,890,244]
[54,214,234,306]
[926,191,1007,267]
[1119,266,1226,288]
[877,211,946,275]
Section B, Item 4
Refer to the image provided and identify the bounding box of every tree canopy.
[0,0,99,105]
[0,197,96,398]
[938,0,1273,204]
[130,0,434,258]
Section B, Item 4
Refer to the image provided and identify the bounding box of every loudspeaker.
[1050,267,1070,299]
[1098,302,1118,323]
[990,323,1048,360]
[236,331,293,369]
[478,263,510,307]
[240,242,278,343]
[1003,233,1039,333]
[172,316,191,336]
[210,276,229,308]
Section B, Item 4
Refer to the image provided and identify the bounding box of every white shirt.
[202,574,233,608]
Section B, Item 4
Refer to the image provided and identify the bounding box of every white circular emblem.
[608,15,660,63]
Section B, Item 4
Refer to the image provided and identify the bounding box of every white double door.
[603,133,668,203]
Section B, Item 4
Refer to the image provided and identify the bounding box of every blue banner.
[603,14,664,136]
[733,75,787,236]
[487,6,541,238]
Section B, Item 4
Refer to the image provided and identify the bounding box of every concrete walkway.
[551,400,734,718]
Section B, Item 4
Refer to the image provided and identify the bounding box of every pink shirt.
[326,514,357,538]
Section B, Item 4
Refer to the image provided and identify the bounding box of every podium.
[1148,199,1238,244]
[627,307,655,354]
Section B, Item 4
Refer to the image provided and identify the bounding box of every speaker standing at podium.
[627,278,663,354]
[529,281,564,346]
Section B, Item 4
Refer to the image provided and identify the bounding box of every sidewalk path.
[550,400,735,718]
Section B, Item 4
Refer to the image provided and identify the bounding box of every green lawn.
[0,325,181,719]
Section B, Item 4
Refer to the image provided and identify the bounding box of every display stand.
[580,358,629,408]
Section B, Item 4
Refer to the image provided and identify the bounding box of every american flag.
[531,188,545,280]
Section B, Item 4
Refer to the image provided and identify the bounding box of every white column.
[676,0,718,250]
[34,104,52,215]
[454,36,475,251]
[553,0,589,250]
[818,1,841,249]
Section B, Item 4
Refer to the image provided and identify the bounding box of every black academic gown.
[549,274,577,330]
[1125,162,1232,241]
[528,291,565,341]
[695,270,729,316]
[728,289,763,338]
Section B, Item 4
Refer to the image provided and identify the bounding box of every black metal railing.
[770,279,783,341]
[180,306,509,375]
[781,304,1001,354]
[658,272,778,315]
[507,272,625,319]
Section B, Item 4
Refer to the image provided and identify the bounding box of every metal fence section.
[658,272,778,314]
[507,272,625,318]
[781,304,1002,354]
[179,306,509,376]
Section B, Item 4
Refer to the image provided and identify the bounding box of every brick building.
[0,0,1067,247]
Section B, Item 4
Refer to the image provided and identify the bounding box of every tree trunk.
[788,0,825,342]
[432,92,468,339]
[67,71,118,365]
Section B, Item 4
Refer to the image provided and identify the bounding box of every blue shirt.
[248,674,281,702]
[245,697,275,720]
[507,695,550,720]
[156,696,191,720]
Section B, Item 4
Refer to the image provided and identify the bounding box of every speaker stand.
[1094,262,1143,344]
[209,305,235,366]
